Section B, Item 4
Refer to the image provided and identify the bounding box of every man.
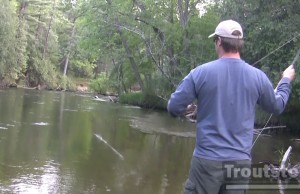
[167,20,295,194]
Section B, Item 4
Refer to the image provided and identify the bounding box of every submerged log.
[253,126,286,135]
[280,146,292,171]
[94,95,118,103]
[263,146,300,180]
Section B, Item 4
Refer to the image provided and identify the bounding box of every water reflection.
[0,89,299,194]
[8,160,61,194]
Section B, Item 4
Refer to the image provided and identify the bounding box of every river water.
[0,89,299,194]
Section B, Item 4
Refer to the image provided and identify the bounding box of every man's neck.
[218,52,240,59]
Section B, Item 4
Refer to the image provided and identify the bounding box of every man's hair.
[216,30,244,53]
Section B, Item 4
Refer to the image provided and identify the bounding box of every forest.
[1,0,300,115]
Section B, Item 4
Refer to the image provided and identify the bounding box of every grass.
[119,92,167,110]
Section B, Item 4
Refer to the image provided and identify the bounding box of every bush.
[89,73,111,94]
[69,59,95,78]
[25,58,61,89]
[119,92,167,110]
[59,75,77,91]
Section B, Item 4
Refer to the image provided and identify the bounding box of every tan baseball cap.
[208,20,243,39]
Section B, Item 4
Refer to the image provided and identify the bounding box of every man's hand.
[186,104,197,113]
[282,65,295,81]
[185,104,197,122]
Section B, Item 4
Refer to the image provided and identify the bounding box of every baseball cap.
[208,20,243,39]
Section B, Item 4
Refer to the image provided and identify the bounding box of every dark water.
[0,89,299,194]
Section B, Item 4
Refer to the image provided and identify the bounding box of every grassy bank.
[119,92,167,110]
[118,92,300,132]
[255,107,300,133]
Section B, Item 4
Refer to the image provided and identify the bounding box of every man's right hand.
[283,65,296,81]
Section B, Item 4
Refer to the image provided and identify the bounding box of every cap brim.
[208,33,215,38]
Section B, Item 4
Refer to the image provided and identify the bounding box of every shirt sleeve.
[167,71,197,117]
[257,74,291,115]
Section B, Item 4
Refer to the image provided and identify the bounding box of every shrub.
[89,73,110,94]
[119,92,167,110]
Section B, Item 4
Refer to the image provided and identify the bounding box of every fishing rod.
[251,48,300,148]
[184,35,300,124]
[291,49,300,68]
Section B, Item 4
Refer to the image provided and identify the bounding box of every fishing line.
[252,33,300,66]
[251,114,273,149]
[252,48,300,148]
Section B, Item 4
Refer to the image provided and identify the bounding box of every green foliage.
[60,75,77,91]
[0,0,97,88]
[77,0,220,95]
[26,57,60,89]
[119,92,144,106]
[220,0,300,100]
[0,0,19,83]
[70,59,95,78]
[119,92,167,110]
[1,0,299,117]
[89,73,111,94]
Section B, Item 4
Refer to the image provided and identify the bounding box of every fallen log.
[263,146,300,180]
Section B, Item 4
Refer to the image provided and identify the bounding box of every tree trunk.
[143,38,176,87]
[42,0,56,59]
[116,23,145,92]
[133,1,177,87]
[63,53,70,76]
[178,0,190,29]
[177,0,192,77]
[112,58,126,94]
[16,0,28,72]
[35,8,42,41]
[63,23,76,76]
[106,0,144,92]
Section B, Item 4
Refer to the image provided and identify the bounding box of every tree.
[0,0,19,85]
[220,0,300,102]
[78,0,218,96]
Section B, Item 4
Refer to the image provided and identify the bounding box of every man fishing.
[167,20,295,194]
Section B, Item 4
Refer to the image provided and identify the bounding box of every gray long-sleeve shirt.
[168,58,291,160]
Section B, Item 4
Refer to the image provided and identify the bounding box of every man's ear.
[217,37,222,46]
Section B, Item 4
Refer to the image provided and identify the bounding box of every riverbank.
[118,92,167,110]
[118,92,300,132]
[85,89,300,132]
[4,83,300,132]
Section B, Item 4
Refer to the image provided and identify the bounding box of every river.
[0,89,299,194]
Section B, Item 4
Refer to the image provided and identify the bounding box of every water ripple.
[32,122,49,126]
